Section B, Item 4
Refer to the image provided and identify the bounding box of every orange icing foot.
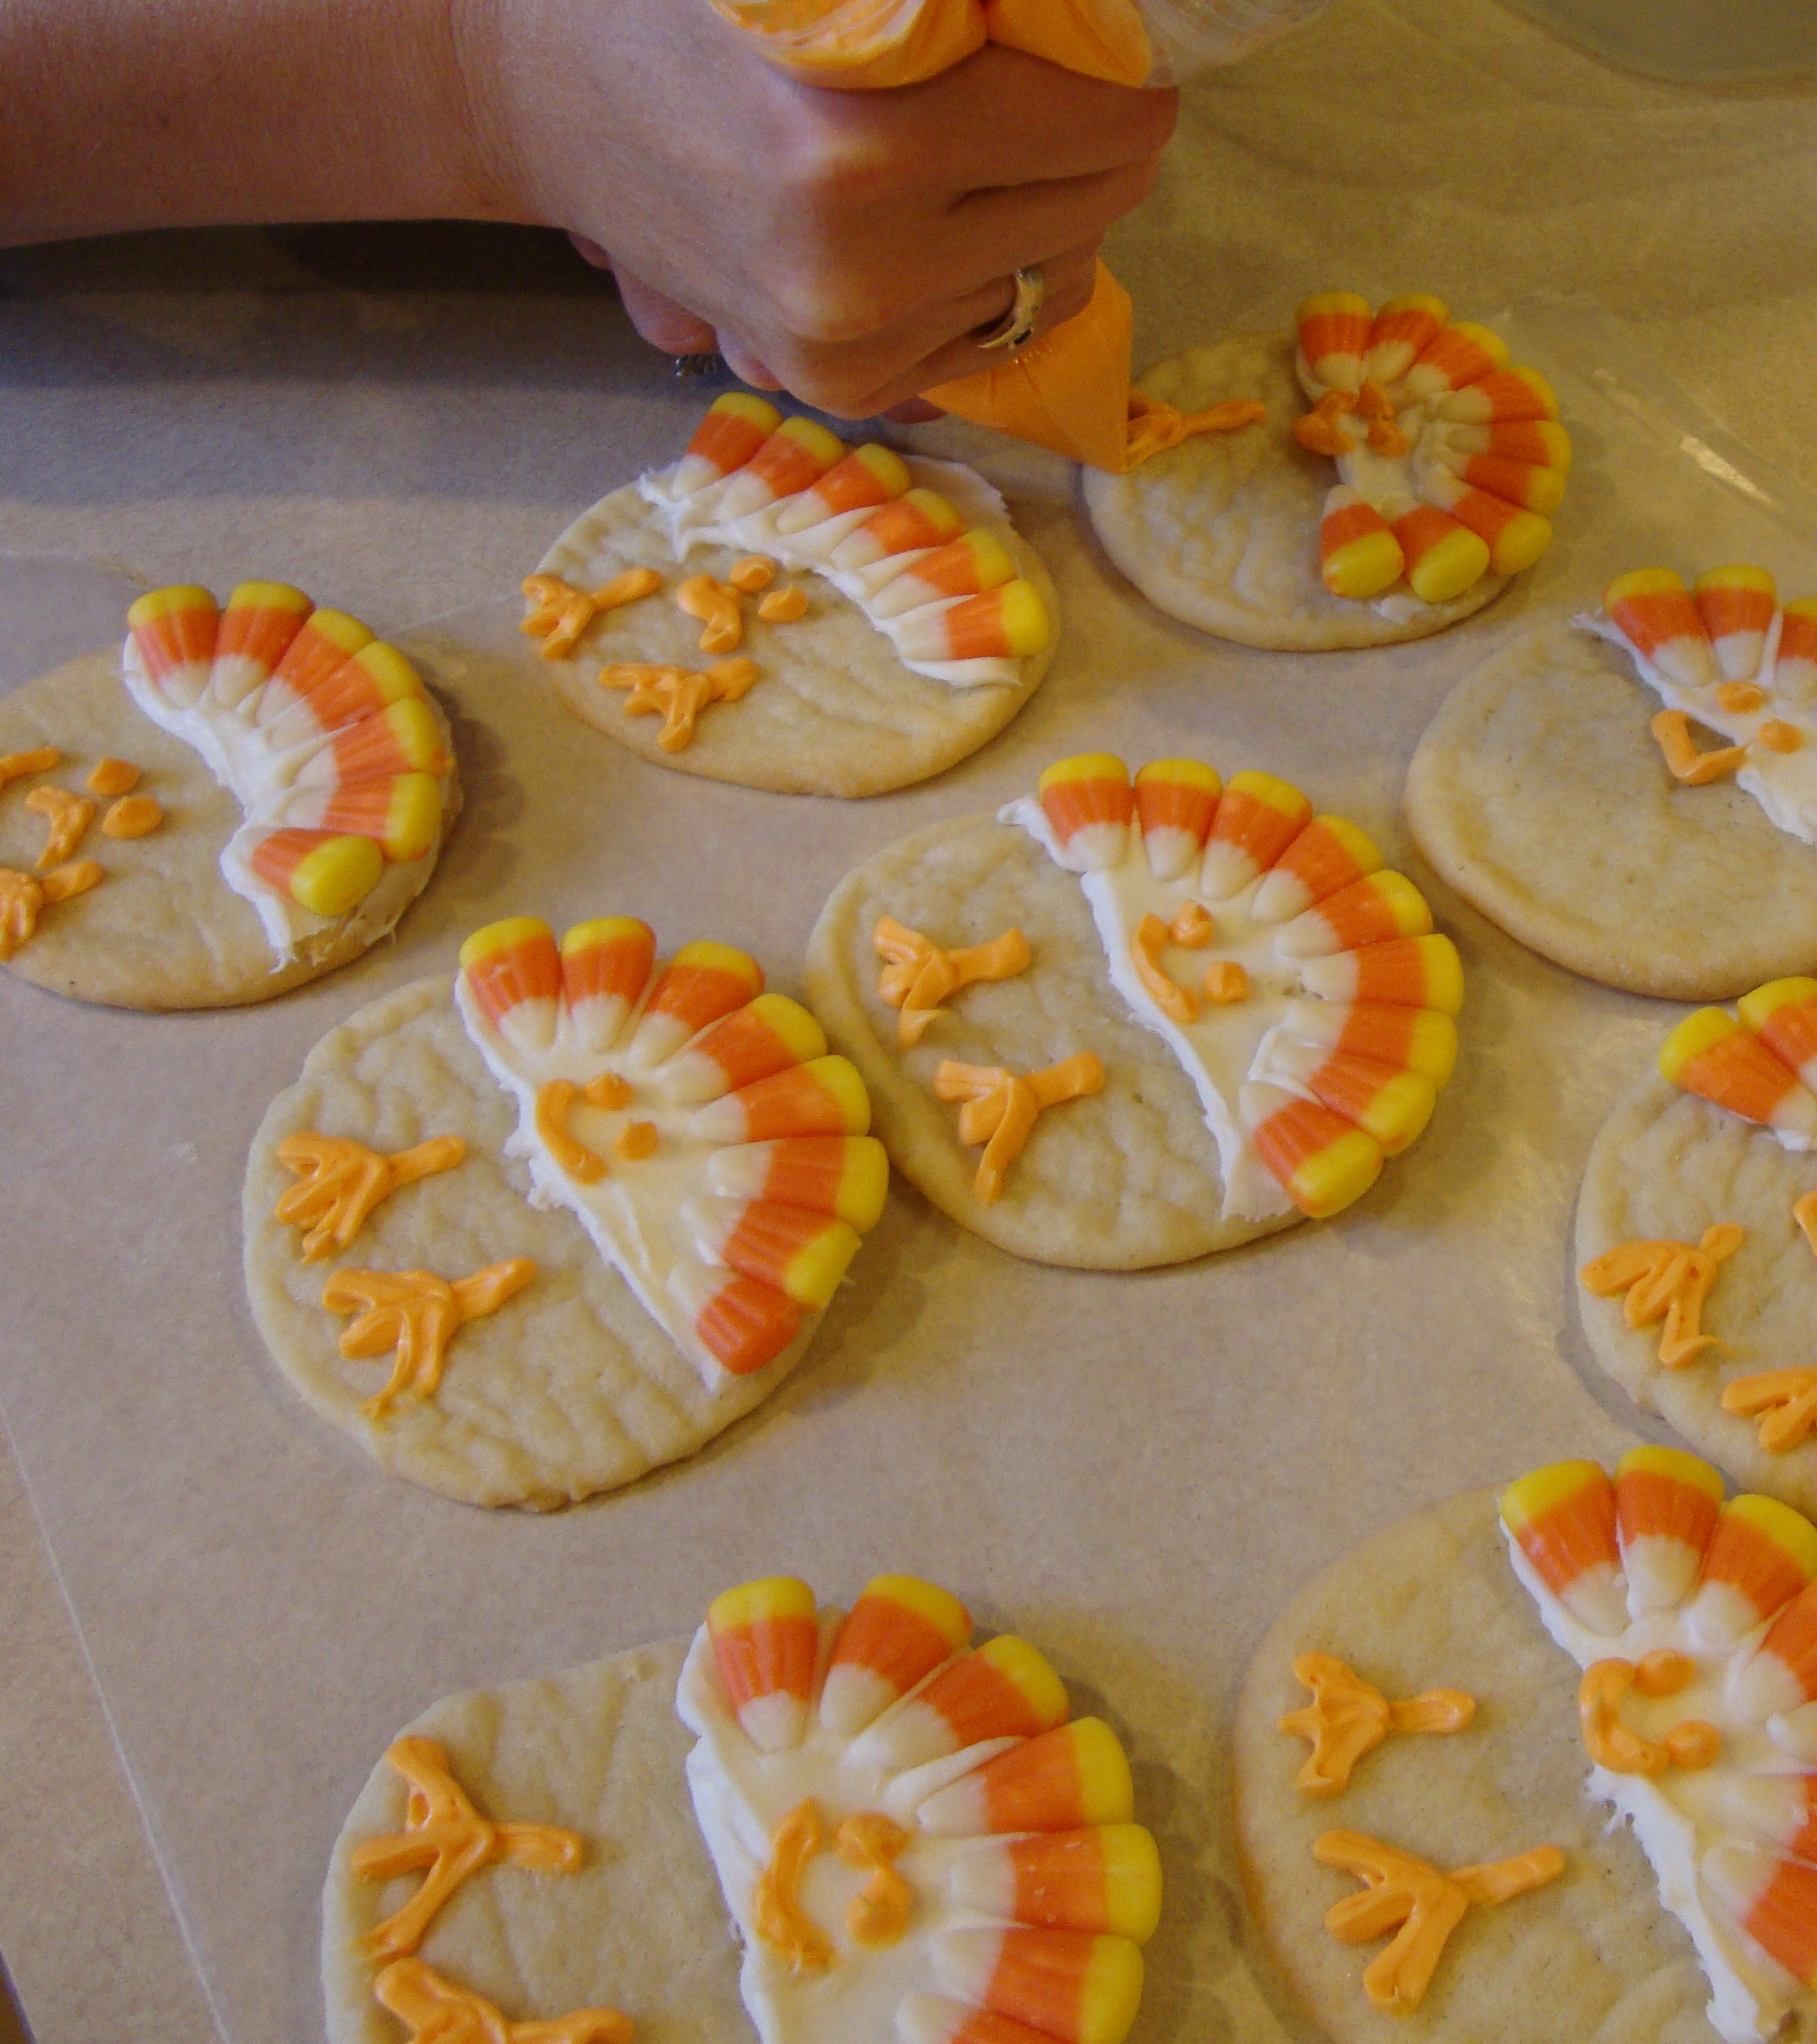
[274,1131,466,1260]
[352,1736,583,1961]
[1579,1225,1742,1369]
[522,570,661,661]
[1723,1368,1817,1452]
[872,915,1030,1046]
[373,1957,631,2044]
[599,659,758,753]
[25,784,94,868]
[933,1052,1105,1203]
[325,1260,536,1419]
[1279,1653,1474,1797]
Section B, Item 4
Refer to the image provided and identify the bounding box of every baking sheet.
[5,292,1817,2044]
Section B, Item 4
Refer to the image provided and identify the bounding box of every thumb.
[609,260,719,356]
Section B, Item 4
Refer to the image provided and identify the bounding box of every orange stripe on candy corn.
[1614,1444,1723,1614]
[934,1927,1145,2044]
[1251,815,1382,923]
[1039,755,1133,871]
[918,1719,1134,1837]
[660,993,827,1104]
[819,1574,972,1736]
[1200,771,1311,898]
[948,1828,1162,1944]
[1435,367,1557,425]
[705,1135,889,1233]
[1298,935,1464,1015]
[1245,1085,1383,1219]
[1277,871,1432,958]
[1737,978,1817,1090]
[707,1576,819,1752]
[691,1055,871,1144]
[1133,758,1220,880]
[1499,1460,1626,1632]
[459,917,563,1041]
[670,1263,802,1378]
[1295,291,1373,390]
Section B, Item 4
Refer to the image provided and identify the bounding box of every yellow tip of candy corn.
[303,607,378,658]
[1725,1494,1817,1579]
[777,416,846,468]
[670,940,763,989]
[287,834,383,917]
[1041,753,1130,794]
[1500,1458,1608,1538]
[1068,1717,1137,1824]
[1405,524,1492,605]
[1658,1006,1742,1085]
[813,1055,873,1137]
[1135,757,1220,796]
[460,915,554,971]
[858,1574,972,1653]
[1225,768,1307,821]
[1098,1825,1164,1945]
[226,580,312,615]
[561,915,652,958]
[1289,1125,1382,1217]
[1448,321,1511,373]
[994,580,1053,657]
[780,1216,863,1310]
[347,640,426,705]
[744,993,829,1065]
[1737,978,1817,1033]
[1617,1443,1724,1499]
[709,1575,817,1636]
[711,391,784,433]
[1378,291,1448,324]
[128,583,216,627]
[1606,566,1688,611]
[1323,528,1405,601]
[852,443,913,495]
[974,1633,1069,1728]
[1352,1068,1438,1155]
[1076,1936,1146,2044]
[1296,290,1373,325]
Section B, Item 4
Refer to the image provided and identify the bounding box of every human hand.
[474,0,1177,415]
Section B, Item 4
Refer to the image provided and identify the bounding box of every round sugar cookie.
[0,650,458,1009]
[322,1636,746,2044]
[243,976,823,1512]
[1081,336,1507,652]
[1406,622,1817,1000]
[532,478,1057,797]
[1233,1487,1723,2044]
[1576,1071,1817,1516]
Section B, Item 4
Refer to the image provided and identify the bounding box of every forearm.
[0,0,514,246]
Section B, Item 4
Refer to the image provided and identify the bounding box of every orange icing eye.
[101,794,162,838]
[86,756,141,796]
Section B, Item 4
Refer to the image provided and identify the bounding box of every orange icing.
[0,745,58,790]
[42,860,103,905]
[102,794,162,838]
[0,870,42,959]
[1651,709,1747,785]
[729,556,778,594]
[1169,902,1214,949]
[274,1131,466,1260]
[536,1080,608,1183]
[1579,1225,1742,1369]
[1315,1829,1564,2012]
[1295,390,1361,459]
[835,1810,915,1946]
[373,1957,631,2044]
[873,915,1031,1046]
[583,1071,635,1111]
[25,784,94,867]
[1279,1653,1475,1797]
[1130,912,1197,1023]
[676,574,745,655]
[615,1121,659,1160]
[1760,719,1803,753]
[86,757,141,797]
[1124,392,1267,466]
[325,1260,536,1420]
[1715,681,1767,714]
[758,585,810,624]
[754,1798,834,1973]
[1635,1649,1697,1694]
[933,1052,1105,1203]
[522,569,662,660]
[1579,1659,1721,1775]
[352,1736,583,1961]
[1723,1368,1817,1452]
[1203,960,1250,1005]
[600,658,758,752]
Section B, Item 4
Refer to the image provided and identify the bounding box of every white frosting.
[639,455,1029,690]
[1006,793,1395,1223]
[675,1620,1053,2044]
[1583,603,1817,846]
[1505,1528,1817,2043]
[454,967,784,1390]
[118,635,438,959]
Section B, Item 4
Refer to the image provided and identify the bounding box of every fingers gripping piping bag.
[708,0,1329,474]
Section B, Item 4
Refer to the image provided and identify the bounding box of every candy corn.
[627,941,765,1068]
[948,1828,1162,1944]
[1403,321,1510,401]
[1251,815,1382,924]
[1681,1774,1817,1863]
[896,1994,1058,2044]
[1297,934,1464,1015]
[707,1576,819,1753]
[1295,291,1374,391]
[1703,1844,1817,1988]
[460,917,563,1054]
[671,393,784,497]
[1133,758,1220,880]
[819,1574,972,1736]
[1257,1041,1436,1155]
[855,1636,1068,1771]
[1688,1494,1817,1649]
[1387,502,1492,606]
[870,530,1018,618]
[208,581,312,708]
[1729,1578,1817,1721]
[668,1262,801,1377]
[1605,570,1714,691]
[1319,487,1405,601]
[683,1195,862,1311]
[1416,467,1553,576]
[1614,1445,1723,1616]
[247,829,384,919]
[1276,998,1458,1085]
[1440,419,1570,472]
[918,1719,1133,1837]
[282,770,443,862]
[1365,295,1449,384]
[1737,979,1817,1090]
[1243,1082,1384,1217]
[718,416,846,521]
[127,585,220,709]
[1499,1460,1627,1633]
[893,581,1052,663]
[933,1928,1144,2044]
[1276,871,1431,959]
[705,1135,889,1233]
[260,606,377,716]
[1199,771,1311,900]
[1436,448,1566,518]
[773,442,911,533]
[830,488,967,572]
[1779,601,1817,704]
[1039,756,1134,872]
[297,697,448,788]
[1659,1007,1817,1138]
[260,637,424,753]
[1435,367,1557,425]
[558,916,656,1053]
[657,993,827,1104]
[690,1055,871,1144]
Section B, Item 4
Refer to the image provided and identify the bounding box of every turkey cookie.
[805,750,1461,1269]
[243,915,887,1509]
[1407,570,1817,999]
[1576,985,1817,1517]
[526,397,1059,797]
[1233,1473,1759,2044]
[1083,296,1569,651]
[0,583,460,1009]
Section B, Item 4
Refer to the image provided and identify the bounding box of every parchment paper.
[6,2,1817,2037]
